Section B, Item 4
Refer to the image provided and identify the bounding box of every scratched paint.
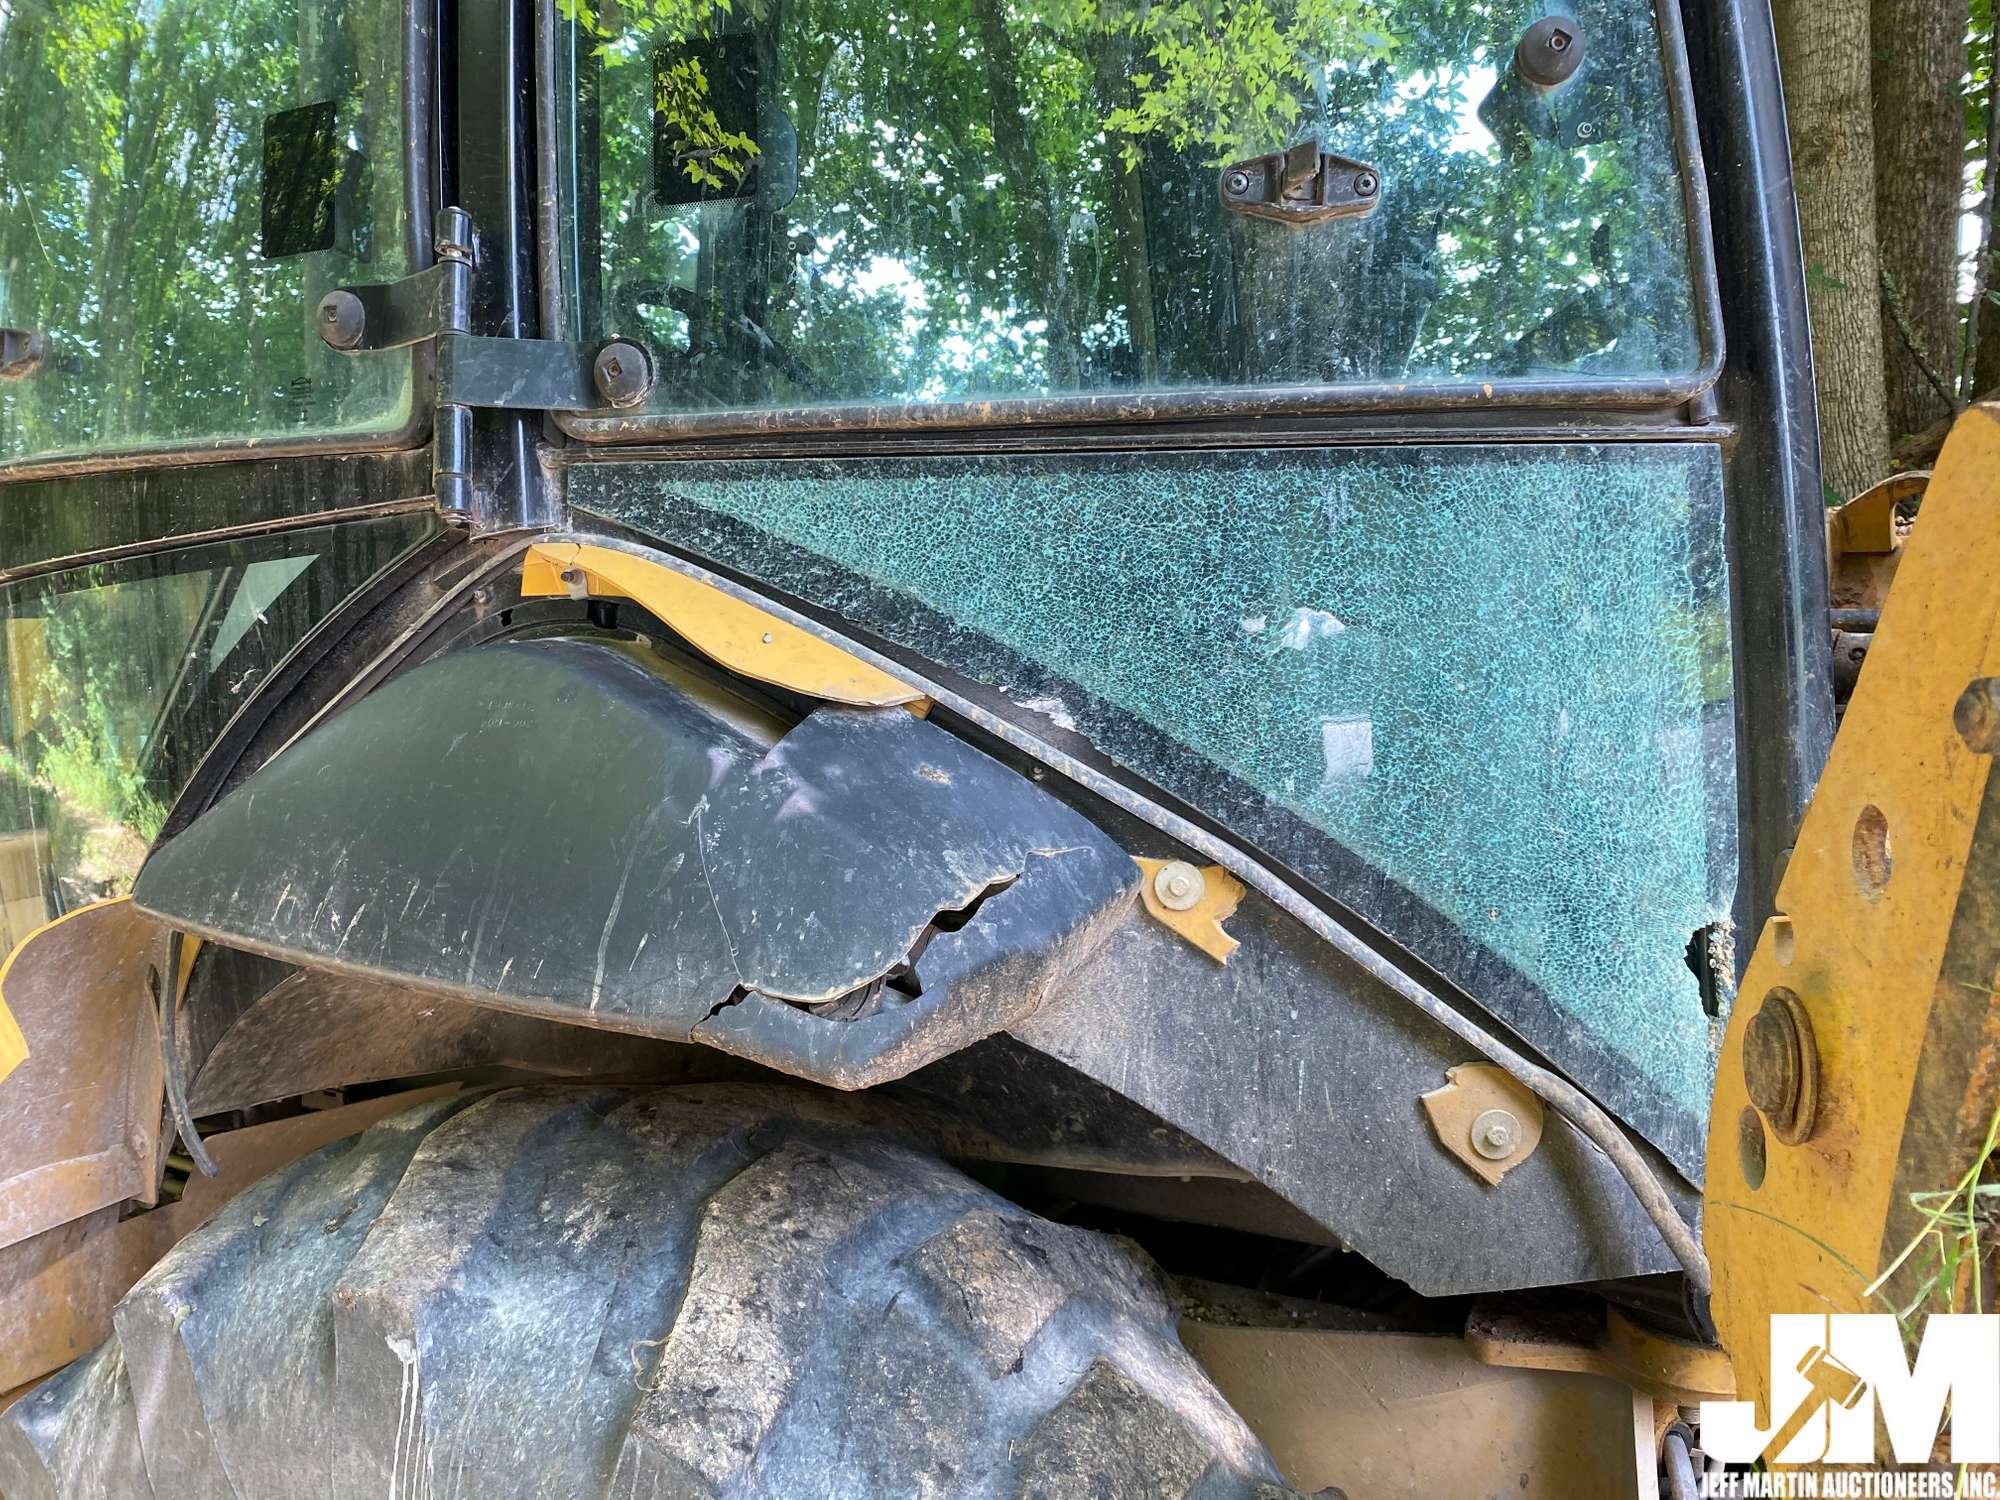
[575,442,1736,1125]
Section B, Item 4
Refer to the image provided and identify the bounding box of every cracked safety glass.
[575,441,1736,1158]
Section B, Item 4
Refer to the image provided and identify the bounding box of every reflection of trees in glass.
[0,0,409,459]
[570,0,1698,407]
[0,515,430,909]
[0,581,196,902]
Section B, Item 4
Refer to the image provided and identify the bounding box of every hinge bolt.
[592,340,654,408]
[434,206,474,264]
[316,290,367,351]
[1154,860,1206,911]
[1470,1109,1521,1160]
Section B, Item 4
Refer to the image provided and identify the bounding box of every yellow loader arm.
[1705,402,2000,1423]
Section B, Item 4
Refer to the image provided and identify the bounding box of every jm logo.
[1701,1314,2000,1465]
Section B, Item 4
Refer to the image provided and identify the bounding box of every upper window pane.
[556,0,1703,424]
[0,0,417,466]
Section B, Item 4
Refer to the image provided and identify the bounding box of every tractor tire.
[0,1084,1309,1500]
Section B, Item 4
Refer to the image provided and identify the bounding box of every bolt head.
[1742,995,1803,1121]
[1516,14,1586,86]
[1955,678,2000,755]
[1470,1108,1522,1160]
[592,340,653,408]
[1154,860,1206,912]
[1224,170,1251,197]
[1354,171,1378,197]
[316,290,366,350]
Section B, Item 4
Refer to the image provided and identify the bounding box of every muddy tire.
[0,1085,1305,1499]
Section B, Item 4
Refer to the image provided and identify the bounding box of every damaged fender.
[133,637,1137,1089]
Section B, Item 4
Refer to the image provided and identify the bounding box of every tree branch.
[1881,264,1962,412]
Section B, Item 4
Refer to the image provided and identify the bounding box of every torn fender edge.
[133,636,1138,1090]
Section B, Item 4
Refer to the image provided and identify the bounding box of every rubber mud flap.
[0,1084,1312,1499]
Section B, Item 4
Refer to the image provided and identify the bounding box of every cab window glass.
[0,513,432,933]
[554,0,1702,422]
[0,0,416,465]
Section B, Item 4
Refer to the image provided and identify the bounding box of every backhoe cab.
[0,0,1913,1493]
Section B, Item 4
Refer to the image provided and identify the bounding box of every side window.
[553,0,1707,430]
[0,0,418,466]
[0,514,433,936]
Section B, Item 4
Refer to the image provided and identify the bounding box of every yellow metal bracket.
[1705,404,2000,1421]
[1420,1062,1544,1185]
[521,542,927,711]
[1133,857,1245,963]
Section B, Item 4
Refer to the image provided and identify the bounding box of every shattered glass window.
[574,443,1736,1134]
[553,0,1704,424]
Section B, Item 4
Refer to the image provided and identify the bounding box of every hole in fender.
[1851,805,1892,899]
[1738,1106,1767,1191]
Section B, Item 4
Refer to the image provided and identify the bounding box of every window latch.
[1219,140,1382,226]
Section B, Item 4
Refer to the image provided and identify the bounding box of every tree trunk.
[1776,0,1891,501]
[1872,0,1969,440]
[971,0,1081,389]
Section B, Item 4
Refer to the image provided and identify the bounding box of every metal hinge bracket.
[317,206,651,517]
[1218,139,1382,226]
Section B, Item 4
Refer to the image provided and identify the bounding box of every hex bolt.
[1224,170,1252,197]
[317,290,367,351]
[1354,171,1378,197]
[1954,677,2000,755]
[593,340,653,408]
[1470,1108,1522,1160]
[1154,860,1207,912]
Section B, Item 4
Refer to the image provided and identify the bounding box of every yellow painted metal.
[1132,857,1246,963]
[1419,1061,1545,1185]
[1183,1321,1660,1497]
[1827,472,1925,614]
[0,897,166,1252]
[0,986,24,1086]
[1466,1301,1736,1407]
[1704,404,2000,1423]
[520,542,927,710]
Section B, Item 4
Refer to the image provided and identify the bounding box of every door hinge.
[316,207,651,517]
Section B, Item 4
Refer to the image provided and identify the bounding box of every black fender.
[133,635,1137,1090]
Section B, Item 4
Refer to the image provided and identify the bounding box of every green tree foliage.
[563,0,1701,408]
[0,0,411,460]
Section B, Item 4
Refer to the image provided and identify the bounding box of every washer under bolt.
[1470,1108,1522,1160]
[592,340,653,407]
[1153,860,1207,911]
